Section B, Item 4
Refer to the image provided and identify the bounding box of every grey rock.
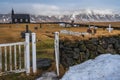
[97,45,105,54]
[37,58,52,69]
[90,38,99,45]
[36,72,58,80]
[108,44,114,49]
[86,44,97,51]
[64,50,74,55]
[66,58,74,66]
[64,47,73,52]
[74,48,80,53]
[108,37,117,44]
[106,47,116,54]
[114,42,120,49]
[73,52,80,59]
[67,42,78,48]
[78,41,84,45]
[99,39,108,49]
[79,44,87,52]
[59,44,64,49]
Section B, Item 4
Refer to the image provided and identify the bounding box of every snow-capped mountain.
[69,9,120,22]
[0,14,11,23]
[0,9,120,23]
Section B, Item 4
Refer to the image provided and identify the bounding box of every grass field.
[0,23,120,79]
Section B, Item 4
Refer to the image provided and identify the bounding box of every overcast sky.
[0,0,120,15]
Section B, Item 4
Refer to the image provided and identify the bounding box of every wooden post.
[40,23,42,28]
[54,32,59,76]
[26,25,29,33]
[25,33,30,74]
[14,45,17,70]
[0,47,2,72]
[32,33,37,73]
[19,45,22,69]
[5,46,7,71]
[9,46,12,71]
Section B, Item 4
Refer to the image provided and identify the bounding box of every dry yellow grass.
[0,23,120,43]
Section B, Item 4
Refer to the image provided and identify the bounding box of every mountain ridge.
[0,9,120,23]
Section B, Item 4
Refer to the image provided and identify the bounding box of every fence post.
[0,47,2,72]
[32,33,37,73]
[54,32,59,76]
[5,46,7,71]
[25,33,30,74]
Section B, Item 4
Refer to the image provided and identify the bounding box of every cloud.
[0,3,66,15]
[0,2,118,16]
[31,4,61,15]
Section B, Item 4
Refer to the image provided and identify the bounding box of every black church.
[11,9,30,23]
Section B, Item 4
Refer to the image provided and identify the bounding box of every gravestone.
[71,20,74,27]
[60,30,89,36]
[21,25,32,41]
[26,25,29,32]
[40,24,42,28]
[106,24,113,33]
[34,26,38,30]
[37,58,52,69]
[9,26,11,28]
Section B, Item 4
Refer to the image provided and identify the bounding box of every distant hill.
[0,9,120,23]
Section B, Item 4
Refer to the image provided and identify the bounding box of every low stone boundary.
[59,35,120,68]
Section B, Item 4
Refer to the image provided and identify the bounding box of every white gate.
[0,33,37,75]
[54,32,59,76]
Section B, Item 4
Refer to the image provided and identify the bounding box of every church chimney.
[12,8,14,15]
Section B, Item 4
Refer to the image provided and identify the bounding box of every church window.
[20,19,23,22]
[15,19,17,22]
[26,19,28,22]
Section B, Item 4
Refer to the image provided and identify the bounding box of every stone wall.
[59,35,120,68]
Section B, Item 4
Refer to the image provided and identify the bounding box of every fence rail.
[0,42,25,47]
[0,42,25,74]
[0,33,37,75]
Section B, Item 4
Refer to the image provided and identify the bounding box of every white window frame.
[15,19,17,22]
[26,19,28,22]
[20,19,23,22]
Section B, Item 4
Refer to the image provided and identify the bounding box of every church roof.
[12,14,30,19]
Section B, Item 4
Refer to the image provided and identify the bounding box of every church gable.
[11,9,30,23]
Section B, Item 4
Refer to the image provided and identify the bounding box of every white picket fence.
[0,33,36,75]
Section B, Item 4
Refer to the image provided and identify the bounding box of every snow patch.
[61,54,120,80]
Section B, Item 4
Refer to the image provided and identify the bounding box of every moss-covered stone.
[60,35,120,68]
[86,44,97,51]
[79,44,87,52]
[97,45,105,54]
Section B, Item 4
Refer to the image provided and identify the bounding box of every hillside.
[1,9,120,23]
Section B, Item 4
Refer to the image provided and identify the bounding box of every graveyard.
[0,23,120,79]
